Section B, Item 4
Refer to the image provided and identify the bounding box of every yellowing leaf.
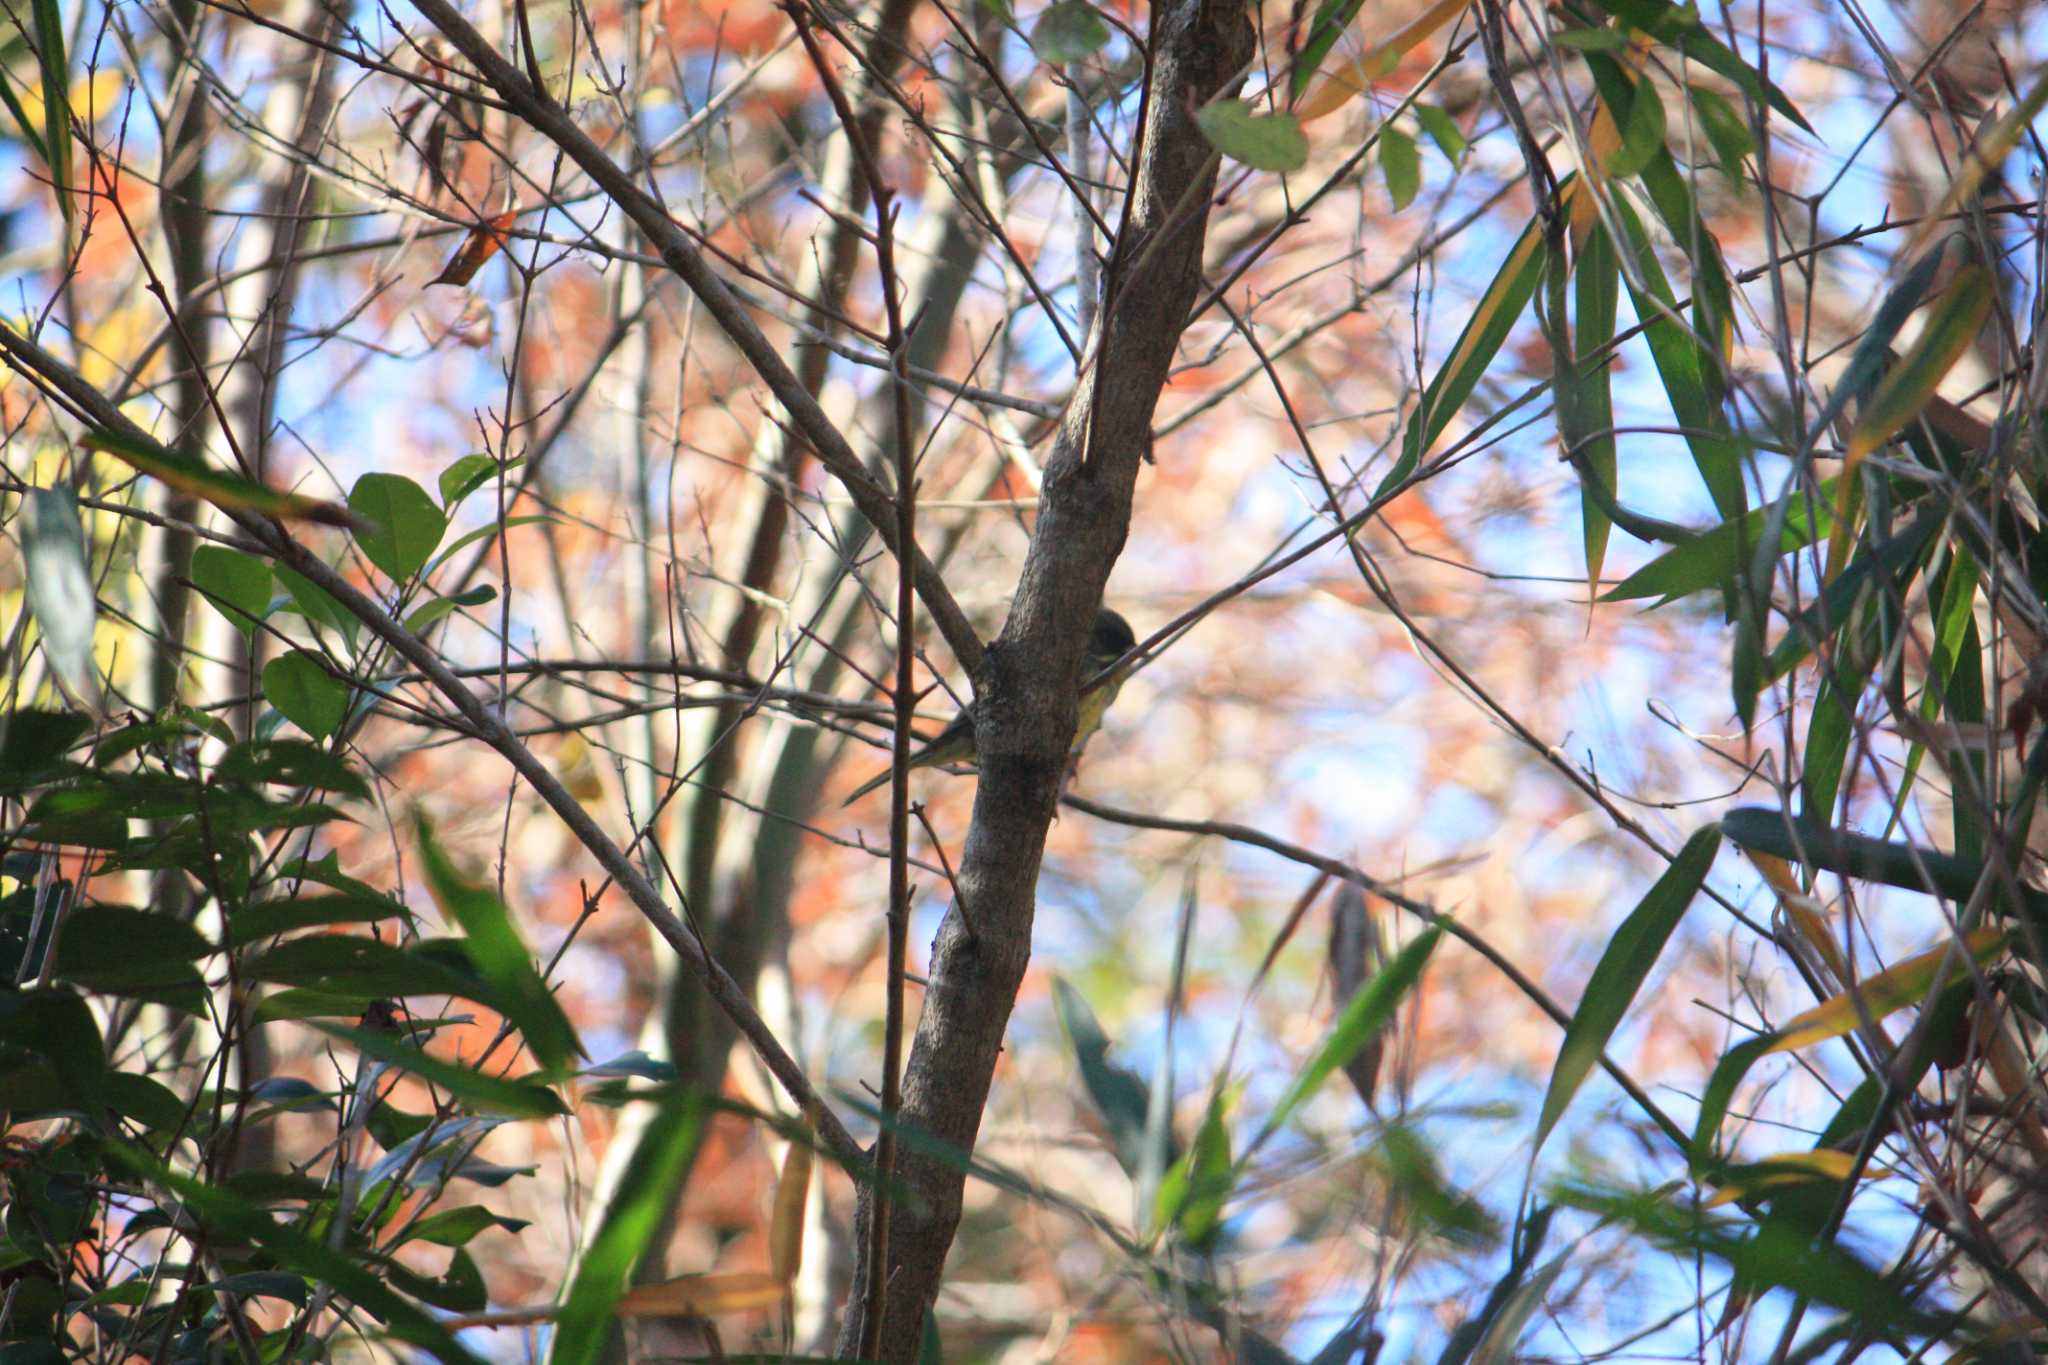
[768,1130,812,1283]
[1768,927,2005,1055]
[1824,263,1993,577]
[614,1270,786,1319]
[1701,1149,1872,1208]
[1295,0,1471,123]
[1901,71,2048,265]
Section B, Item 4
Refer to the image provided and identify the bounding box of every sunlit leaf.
[416,812,582,1074]
[1701,1150,1867,1208]
[22,487,99,710]
[1584,0,1812,133]
[84,428,355,526]
[1377,216,1548,497]
[1195,100,1307,172]
[1844,265,1993,468]
[1535,826,1718,1158]
[1900,69,2048,264]
[1769,928,2005,1055]
[1254,926,1441,1150]
[1154,1093,1233,1252]
[1380,123,1420,209]
[1294,0,1471,120]
[429,210,518,288]
[767,1125,813,1282]
[549,1089,707,1364]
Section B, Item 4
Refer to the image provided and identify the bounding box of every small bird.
[842,607,1137,806]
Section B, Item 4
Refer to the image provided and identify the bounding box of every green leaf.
[1533,826,1719,1158]
[1599,60,1668,178]
[1292,0,1366,96]
[0,709,92,789]
[1195,101,1308,173]
[427,515,555,575]
[0,63,53,186]
[1051,976,1156,1176]
[54,904,213,1001]
[83,428,355,526]
[23,487,98,707]
[1610,193,1745,518]
[398,1205,530,1249]
[106,1072,190,1131]
[1154,1093,1233,1252]
[1584,0,1812,133]
[312,1023,568,1118]
[416,814,582,1074]
[1416,103,1467,162]
[215,738,369,798]
[1845,264,1994,464]
[111,1142,486,1365]
[404,584,497,634]
[1379,215,1550,497]
[0,990,105,1116]
[1380,124,1420,209]
[1759,505,1941,686]
[1031,0,1108,63]
[349,474,447,582]
[274,565,358,648]
[30,0,69,230]
[438,453,504,507]
[1556,1184,1939,1332]
[261,650,348,740]
[1686,84,1754,178]
[227,894,413,947]
[547,1089,708,1365]
[190,545,272,641]
[1603,484,1833,604]
[1571,223,1620,585]
[1719,806,2048,924]
[242,934,482,998]
[1799,676,1855,824]
[1253,926,1442,1151]
[1551,27,1629,51]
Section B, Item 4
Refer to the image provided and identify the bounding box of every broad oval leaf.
[1380,124,1420,209]
[349,473,446,582]
[1196,101,1308,172]
[191,545,272,641]
[262,650,348,740]
[1030,0,1108,64]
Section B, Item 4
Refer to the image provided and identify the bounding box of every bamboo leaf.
[1534,826,1719,1158]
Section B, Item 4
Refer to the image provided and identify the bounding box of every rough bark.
[832,0,1254,1354]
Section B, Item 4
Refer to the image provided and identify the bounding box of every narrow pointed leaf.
[1253,926,1442,1151]
[416,814,582,1073]
[1378,218,1549,496]
[1534,826,1718,1158]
